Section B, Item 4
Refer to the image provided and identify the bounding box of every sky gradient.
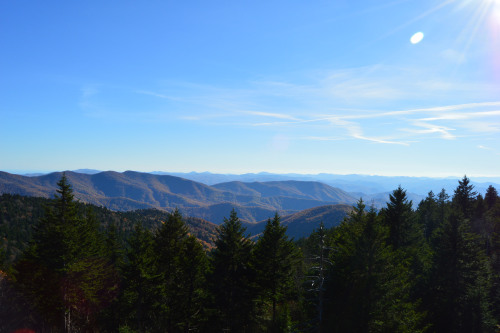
[1,0,500,177]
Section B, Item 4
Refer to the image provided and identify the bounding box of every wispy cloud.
[136,90,181,101]
[239,110,299,120]
[79,65,500,147]
[404,121,457,140]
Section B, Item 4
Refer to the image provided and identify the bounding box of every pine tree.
[121,223,160,332]
[417,191,439,240]
[208,209,255,332]
[15,174,116,332]
[381,186,416,250]
[252,213,300,332]
[98,222,125,332]
[427,212,495,332]
[153,209,189,331]
[176,234,208,332]
[437,189,450,223]
[15,173,83,330]
[453,175,477,219]
[485,185,498,210]
[324,206,424,332]
[484,196,500,322]
[153,209,208,332]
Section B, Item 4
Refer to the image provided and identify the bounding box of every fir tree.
[121,223,159,332]
[453,175,477,219]
[252,213,300,331]
[417,191,439,240]
[208,209,255,332]
[154,209,189,331]
[15,174,116,332]
[427,212,495,332]
[176,234,208,332]
[153,209,208,332]
[381,186,416,250]
[324,205,424,332]
[485,185,498,210]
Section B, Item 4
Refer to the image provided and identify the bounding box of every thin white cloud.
[79,67,500,149]
[352,134,410,145]
[303,136,344,141]
[136,90,181,101]
[404,121,457,140]
[419,110,500,121]
[240,110,299,120]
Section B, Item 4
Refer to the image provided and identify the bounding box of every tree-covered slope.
[0,171,358,224]
[0,193,218,263]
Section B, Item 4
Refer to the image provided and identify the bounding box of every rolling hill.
[244,204,352,239]
[0,171,358,225]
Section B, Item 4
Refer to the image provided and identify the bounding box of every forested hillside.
[0,193,218,264]
[0,171,358,223]
[1,174,499,332]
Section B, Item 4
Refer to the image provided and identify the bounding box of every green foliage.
[485,185,498,210]
[418,191,439,240]
[426,212,495,332]
[153,209,208,332]
[121,223,159,332]
[252,213,301,331]
[2,176,500,332]
[324,203,425,332]
[381,185,417,250]
[208,209,256,332]
[0,194,218,265]
[14,174,120,331]
[453,175,477,219]
[175,234,209,331]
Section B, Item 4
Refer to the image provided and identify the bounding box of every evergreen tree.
[153,209,189,331]
[485,185,498,210]
[437,189,450,223]
[252,213,300,332]
[417,191,439,240]
[176,234,209,332]
[485,200,500,321]
[15,173,115,331]
[104,221,125,268]
[208,209,255,332]
[324,205,424,332]
[153,209,208,332]
[121,223,159,332]
[98,222,125,332]
[426,212,495,332]
[453,175,477,219]
[381,186,416,250]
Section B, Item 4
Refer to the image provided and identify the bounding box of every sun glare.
[410,32,424,44]
[483,0,500,22]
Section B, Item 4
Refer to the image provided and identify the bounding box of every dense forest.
[1,174,499,332]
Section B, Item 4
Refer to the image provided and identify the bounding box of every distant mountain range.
[4,170,499,238]
[22,169,500,197]
[154,171,500,196]
[0,171,357,227]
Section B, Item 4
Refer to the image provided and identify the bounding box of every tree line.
[1,174,499,332]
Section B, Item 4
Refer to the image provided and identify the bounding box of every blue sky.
[1,0,500,177]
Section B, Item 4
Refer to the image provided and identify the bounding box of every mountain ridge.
[0,171,357,225]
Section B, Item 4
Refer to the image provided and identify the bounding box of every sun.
[483,0,500,19]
